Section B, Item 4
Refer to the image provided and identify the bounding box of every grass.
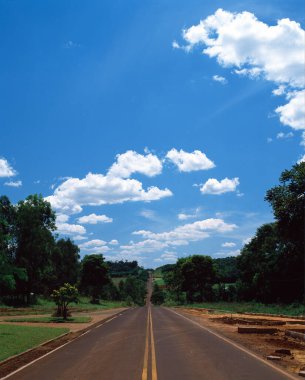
[175,302,305,317]
[0,297,127,316]
[153,277,165,286]
[111,277,127,287]
[4,316,91,323]
[0,324,68,362]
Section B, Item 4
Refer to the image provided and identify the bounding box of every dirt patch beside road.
[176,308,305,377]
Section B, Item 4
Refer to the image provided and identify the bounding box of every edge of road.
[166,307,300,380]
[0,307,132,380]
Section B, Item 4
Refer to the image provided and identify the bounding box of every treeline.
[0,194,147,306]
[153,162,305,305]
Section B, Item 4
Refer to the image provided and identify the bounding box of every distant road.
[3,303,297,380]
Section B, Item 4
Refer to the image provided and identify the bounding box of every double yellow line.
[142,307,157,380]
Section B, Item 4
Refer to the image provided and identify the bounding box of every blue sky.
[1,0,304,267]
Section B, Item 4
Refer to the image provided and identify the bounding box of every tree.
[151,283,165,305]
[236,223,280,302]
[50,238,80,289]
[15,194,56,302]
[179,255,216,302]
[51,283,79,319]
[80,254,109,303]
[0,196,27,301]
[265,162,305,301]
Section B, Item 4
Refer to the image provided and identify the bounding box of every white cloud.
[56,214,69,223]
[222,242,236,248]
[77,213,113,224]
[275,90,305,131]
[139,209,158,221]
[155,251,178,263]
[46,172,172,215]
[200,177,239,195]
[178,213,195,220]
[272,85,286,96]
[127,218,236,254]
[178,207,201,220]
[109,239,119,245]
[108,150,162,178]
[0,158,16,178]
[73,235,88,241]
[212,75,227,84]
[56,223,86,236]
[4,180,22,187]
[166,148,215,172]
[276,132,294,139]
[172,40,181,49]
[179,9,305,141]
[214,249,240,258]
[79,239,107,249]
[79,239,110,254]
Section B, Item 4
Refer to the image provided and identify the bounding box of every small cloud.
[172,40,180,49]
[267,137,273,143]
[272,85,286,96]
[73,235,88,241]
[276,132,294,139]
[64,40,80,49]
[109,239,119,245]
[139,209,158,221]
[4,180,22,187]
[222,242,236,248]
[0,158,17,178]
[77,213,113,225]
[212,75,228,85]
[34,180,41,184]
[200,177,239,195]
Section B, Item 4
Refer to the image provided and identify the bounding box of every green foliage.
[15,194,56,301]
[51,283,79,319]
[49,238,80,289]
[213,257,238,283]
[80,254,109,303]
[119,275,146,306]
[4,316,91,323]
[106,260,139,277]
[151,283,165,305]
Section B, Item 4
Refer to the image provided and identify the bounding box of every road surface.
[3,305,296,380]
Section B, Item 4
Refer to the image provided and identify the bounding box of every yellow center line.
[142,307,150,380]
[141,306,158,380]
[149,307,158,380]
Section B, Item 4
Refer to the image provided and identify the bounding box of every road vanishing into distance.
[4,280,296,380]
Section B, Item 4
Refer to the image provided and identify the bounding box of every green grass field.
[0,324,69,361]
[4,316,91,323]
[153,277,165,286]
[0,298,127,316]
[178,302,305,316]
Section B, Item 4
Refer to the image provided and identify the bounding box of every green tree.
[50,238,80,289]
[236,223,280,302]
[80,254,109,303]
[151,283,165,305]
[265,162,305,301]
[15,194,56,302]
[51,283,79,319]
[0,196,27,301]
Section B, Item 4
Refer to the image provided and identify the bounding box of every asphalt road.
[4,305,297,380]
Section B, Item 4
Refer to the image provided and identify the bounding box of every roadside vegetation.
[152,163,305,316]
[0,193,148,320]
[4,316,91,323]
[0,324,68,361]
